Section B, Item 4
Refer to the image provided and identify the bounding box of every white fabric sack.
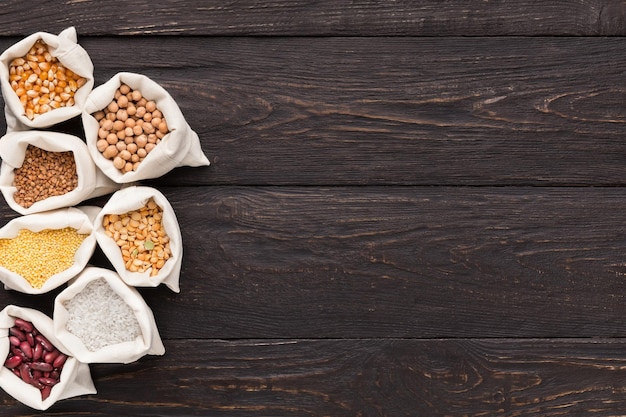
[0,206,99,294]
[0,305,96,410]
[83,72,209,183]
[94,186,182,292]
[0,130,119,215]
[0,27,94,131]
[53,267,165,364]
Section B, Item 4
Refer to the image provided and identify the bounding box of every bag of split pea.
[93,186,183,292]
[0,26,94,131]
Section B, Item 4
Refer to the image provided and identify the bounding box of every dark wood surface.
[1,2,626,415]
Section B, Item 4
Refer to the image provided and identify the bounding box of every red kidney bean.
[41,385,51,401]
[53,354,67,369]
[26,331,35,347]
[33,343,43,361]
[9,336,21,347]
[35,334,54,352]
[31,362,53,372]
[18,363,32,384]
[39,377,58,386]
[43,350,59,364]
[4,355,22,369]
[19,341,32,359]
[9,327,25,341]
[14,318,33,333]
[5,319,68,400]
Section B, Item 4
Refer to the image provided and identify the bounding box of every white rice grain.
[64,278,141,351]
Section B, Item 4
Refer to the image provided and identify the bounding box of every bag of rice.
[82,72,209,183]
[0,130,119,215]
[93,186,183,292]
[0,27,94,131]
[0,206,99,294]
[0,305,96,410]
[53,267,165,364]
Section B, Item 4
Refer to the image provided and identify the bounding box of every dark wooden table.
[1,1,626,415]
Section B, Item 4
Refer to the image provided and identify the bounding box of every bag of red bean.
[82,72,210,183]
[0,206,99,294]
[0,305,96,410]
[93,186,183,292]
[0,130,119,215]
[0,27,94,131]
[53,267,165,364]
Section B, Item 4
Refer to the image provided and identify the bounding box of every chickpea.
[106,133,118,145]
[103,145,118,159]
[94,85,169,172]
[126,143,138,154]
[113,120,125,131]
[113,156,125,169]
[117,95,128,108]
[96,139,108,152]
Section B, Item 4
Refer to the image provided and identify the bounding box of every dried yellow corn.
[0,227,88,288]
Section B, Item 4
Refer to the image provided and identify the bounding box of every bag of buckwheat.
[0,130,119,215]
[93,186,183,292]
[53,267,165,364]
[82,71,209,183]
[0,305,96,410]
[0,27,94,131]
[0,206,99,294]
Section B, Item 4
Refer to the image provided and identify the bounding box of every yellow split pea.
[103,198,171,276]
[0,227,88,289]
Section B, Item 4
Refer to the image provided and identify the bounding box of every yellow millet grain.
[0,227,88,289]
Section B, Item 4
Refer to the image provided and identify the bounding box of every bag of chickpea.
[93,186,183,292]
[82,72,210,183]
[0,206,99,295]
[0,130,119,215]
[53,267,165,364]
[0,305,96,410]
[0,27,94,131]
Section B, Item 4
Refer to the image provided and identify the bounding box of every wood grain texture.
[1,186,626,339]
[1,339,626,416]
[2,36,623,186]
[0,1,624,36]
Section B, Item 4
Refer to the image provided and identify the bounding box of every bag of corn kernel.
[0,305,96,410]
[93,186,183,292]
[82,72,210,183]
[0,206,99,295]
[0,27,94,131]
[53,267,165,364]
[0,130,119,215]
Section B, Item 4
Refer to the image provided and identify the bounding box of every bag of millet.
[82,72,210,183]
[0,27,94,131]
[0,130,119,215]
[53,267,165,364]
[0,305,96,410]
[93,186,183,292]
[0,206,99,294]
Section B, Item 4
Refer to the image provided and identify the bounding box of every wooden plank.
[0,1,624,36]
[1,338,626,416]
[1,186,626,339]
[1,36,621,186]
